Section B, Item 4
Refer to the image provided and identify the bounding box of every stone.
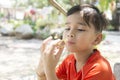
[114,63,120,80]
[0,23,15,36]
[15,24,34,39]
[35,26,50,39]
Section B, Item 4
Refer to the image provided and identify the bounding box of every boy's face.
[63,12,101,53]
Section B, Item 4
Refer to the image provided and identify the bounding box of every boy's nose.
[67,33,75,38]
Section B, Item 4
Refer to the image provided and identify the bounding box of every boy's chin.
[67,48,77,53]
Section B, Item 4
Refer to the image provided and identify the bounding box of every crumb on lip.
[63,38,67,42]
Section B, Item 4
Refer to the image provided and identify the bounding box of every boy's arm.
[44,69,58,80]
[36,57,46,80]
[37,74,46,80]
[36,73,46,80]
[36,58,58,80]
[36,67,47,80]
[37,37,64,80]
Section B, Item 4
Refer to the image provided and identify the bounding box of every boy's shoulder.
[83,49,114,78]
[86,49,108,64]
[65,54,75,61]
[63,53,75,64]
[85,49,112,71]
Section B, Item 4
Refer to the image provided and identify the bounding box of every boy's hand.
[41,36,65,78]
[36,37,52,78]
[37,36,65,79]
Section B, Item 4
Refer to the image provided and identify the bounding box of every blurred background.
[0,0,120,80]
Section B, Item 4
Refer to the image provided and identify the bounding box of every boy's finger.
[49,39,64,54]
[55,45,64,60]
[40,36,52,52]
[57,40,65,48]
[55,40,65,59]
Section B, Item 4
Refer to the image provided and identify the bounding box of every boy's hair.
[67,4,108,33]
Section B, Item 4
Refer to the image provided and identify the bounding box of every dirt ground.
[0,31,120,80]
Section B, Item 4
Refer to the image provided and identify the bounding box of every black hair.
[67,4,108,32]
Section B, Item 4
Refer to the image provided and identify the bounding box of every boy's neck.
[73,49,94,72]
[73,49,94,64]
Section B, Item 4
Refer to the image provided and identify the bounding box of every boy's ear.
[93,33,103,45]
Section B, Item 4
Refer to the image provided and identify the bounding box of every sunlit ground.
[0,36,42,80]
[0,31,120,80]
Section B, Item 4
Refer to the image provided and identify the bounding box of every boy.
[36,4,116,80]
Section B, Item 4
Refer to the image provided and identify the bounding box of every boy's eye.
[65,27,70,31]
[77,29,86,31]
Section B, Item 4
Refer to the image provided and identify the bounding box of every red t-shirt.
[56,49,116,80]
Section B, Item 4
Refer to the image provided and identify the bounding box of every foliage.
[0,13,4,18]
[107,24,115,31]
[102,33,106,41]
[8,19,24,29]
[98,0,112,12]
[14,0,49,8]
[38,28,51,39]
[34,18,47,30]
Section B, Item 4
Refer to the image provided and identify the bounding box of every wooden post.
[48,0,67,16]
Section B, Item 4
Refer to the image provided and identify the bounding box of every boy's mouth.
[67,40,75,45]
